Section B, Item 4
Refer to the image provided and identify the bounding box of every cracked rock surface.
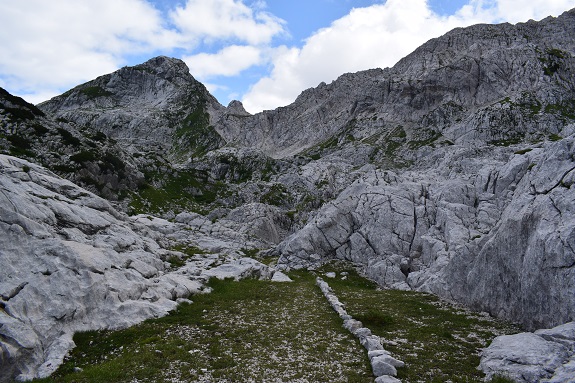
[0,155,279,381]
[277,133,575,332]
[479,322,575,383]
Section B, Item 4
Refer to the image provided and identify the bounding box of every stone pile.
[316,277,404,383]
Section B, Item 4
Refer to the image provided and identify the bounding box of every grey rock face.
[276,132,575,330]
[479,322,575,383]
[38,56,225,161]
[0,87,144,201]
[0,155,279,381]
[3,7,575,383]
[216,9,575,160]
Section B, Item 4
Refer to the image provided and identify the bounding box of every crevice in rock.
[534,165,575,195]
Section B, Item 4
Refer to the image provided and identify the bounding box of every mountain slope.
[39,56,226,162]
[217,9,575,160]
[2,8,575,383]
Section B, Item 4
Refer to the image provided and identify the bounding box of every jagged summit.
[38,56,225,159]
[132,55,194,80]
[215,8,575,159]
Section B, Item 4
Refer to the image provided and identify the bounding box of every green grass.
[79,86,113,99]
[173,104,224,160]
[319,264,519,383]
[27,265,521,383]
[128,169,227,215]
[166,245,212,269]
[514,148,532,155]
[33,274,373,383]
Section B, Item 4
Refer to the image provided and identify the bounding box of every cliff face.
[216,9,575,160]
[274,132,575,331]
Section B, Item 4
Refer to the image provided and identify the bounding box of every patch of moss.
[408,130,443,150]
[99,152,125,173]
[261,184,293,207]
[538,48,567,76]
[70,151,97,163]
[514,148,532,155]
[32,124,50,136]
[79,86,113,99]
[545,100,575,120]
[549,133,563,142]
[57,128,81,146]
[173,105,224,159]
[489,136,524,147]
[129,169,226,215]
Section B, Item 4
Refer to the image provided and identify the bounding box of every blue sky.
[1,0,574,113]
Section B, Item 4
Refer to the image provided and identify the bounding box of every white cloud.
[183,45,263,79]
[0,0,285,104]
[0,0,177,102]
[241,0,575,113]
[169,0,285,45]
[490,0,575,22]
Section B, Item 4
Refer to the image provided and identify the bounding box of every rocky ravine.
[0,155,283,381]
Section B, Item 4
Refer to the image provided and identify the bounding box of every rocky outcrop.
[0,87,144,201]
[0,155,282,381]
[479,322,575,382]
[3,7,575,383]
[276,126,575,331]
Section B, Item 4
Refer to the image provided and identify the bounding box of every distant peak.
[132,56,193,80]
[227,100,251,116]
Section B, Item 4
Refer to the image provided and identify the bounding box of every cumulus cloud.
[183,45,263,79]
[490,0,575,22]
[170,0,285,45]
[0,0,285,104]
[0,0,179,103]
[241,0,575,113]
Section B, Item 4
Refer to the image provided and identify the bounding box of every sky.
[1,0,575,113]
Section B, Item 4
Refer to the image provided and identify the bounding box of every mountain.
[216,9,575,161]
[38,56,225,161]
[2,7,575,383]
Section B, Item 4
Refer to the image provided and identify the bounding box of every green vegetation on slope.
[32,266,519,383]
[34,274,372,383]
[320,264,520,383]
[129,168,227,216]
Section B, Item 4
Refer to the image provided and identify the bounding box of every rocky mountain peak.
[226,100,251,116]
[3,8,575,383]
[37,56,225,160]
[132,55,193,81]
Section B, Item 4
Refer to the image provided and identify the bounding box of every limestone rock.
[479,322,575,383]
[201,258,274,281]
[0,155,273,381]
[38,56,225,161]
[375,376,402,383]
[276,134,575,330]
[270,271,293,282]
[371,357,397,377]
